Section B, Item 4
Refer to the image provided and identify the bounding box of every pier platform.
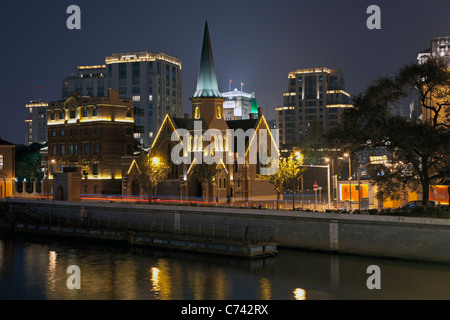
[7,209,278,259]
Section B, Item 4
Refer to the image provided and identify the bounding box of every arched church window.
[195,107,200,119]
[217,106,221,119]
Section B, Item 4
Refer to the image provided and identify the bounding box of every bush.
[381,205,450,218]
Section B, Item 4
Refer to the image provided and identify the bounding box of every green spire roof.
[193,22,222,98]
[250,94,259,114]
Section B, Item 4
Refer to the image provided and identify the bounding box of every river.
[1,230,450,300]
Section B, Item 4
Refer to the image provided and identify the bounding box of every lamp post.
[216,168,222,205]
[292,151,302,211]
[324,158,334,209]
[50,159,56,199]
[357,161,376,210]
[344,153,352,211]
[300,163,331,209]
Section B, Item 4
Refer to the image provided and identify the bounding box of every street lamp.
[324,158,333,209]
[292,151,303,211]
[344,153,352,211]
[299,161,331,210]
[151,156,160,165]
[216,168,222,205]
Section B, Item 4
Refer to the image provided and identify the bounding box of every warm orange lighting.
[340,184,368,201]
[430,185,449,205]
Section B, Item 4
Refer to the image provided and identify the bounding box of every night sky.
[1,0,449,144]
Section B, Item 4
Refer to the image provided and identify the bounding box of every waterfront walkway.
[3,198,450,264]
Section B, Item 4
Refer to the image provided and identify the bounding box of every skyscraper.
[24,100,48,145]
[62,52,183,148]
[417,36,450,67]
[276,67,351,148]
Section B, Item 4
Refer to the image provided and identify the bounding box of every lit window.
[217,107,221,119]
[0,154,3,170]
[195,107,200,119]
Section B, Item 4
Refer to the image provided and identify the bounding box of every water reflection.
[48,251,57,291]
[259,278,271,300]
[293,288,306,300]
[1,231,450,300]
[150,259,172,299]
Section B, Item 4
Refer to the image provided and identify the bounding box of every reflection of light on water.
[214,270,227,300]
[151,267,160,293]
[259,278,271,300]
[293,288,306,300]
[48,251,57,271]
[150,260,172,299]
[48,251,57,291]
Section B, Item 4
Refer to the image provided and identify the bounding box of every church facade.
[124,22,279,203]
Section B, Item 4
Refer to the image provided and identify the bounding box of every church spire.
[193,21,222,98]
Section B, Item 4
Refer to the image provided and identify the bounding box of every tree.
[327,59,450,205]
[397,59,450,129]
[301,120,327,165]
[136,149,171,203]
[15,143,45,192]
[258,154,304,210]
[191,162,217,204]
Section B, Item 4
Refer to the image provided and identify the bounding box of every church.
[123,22,279,203]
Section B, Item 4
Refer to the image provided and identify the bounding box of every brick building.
[46,89,134,196]
[0,137,15,198]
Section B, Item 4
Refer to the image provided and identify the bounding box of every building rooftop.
[105,52,182,69]
[0,137,14,146]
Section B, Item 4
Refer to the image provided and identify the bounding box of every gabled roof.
[192,22,222,99]
[0,137,14,146]
[173,117,208,131]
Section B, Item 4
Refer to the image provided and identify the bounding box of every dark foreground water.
[1,231,450,300]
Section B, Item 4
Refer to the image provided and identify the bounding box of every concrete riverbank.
[3,198,450,264]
